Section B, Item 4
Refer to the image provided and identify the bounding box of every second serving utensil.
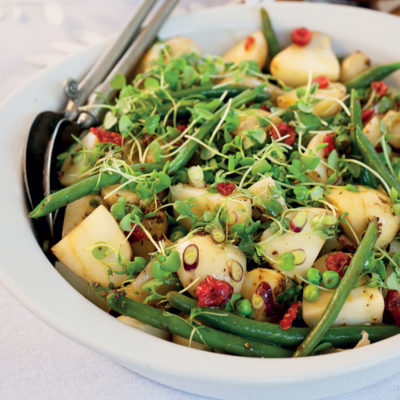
[25,0,178,243]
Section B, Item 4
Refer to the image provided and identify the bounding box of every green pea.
[322,270,340,289]
[235,299,253,317]
[306,268,322,285]
[303,284,319,302]
[170,225,188,242]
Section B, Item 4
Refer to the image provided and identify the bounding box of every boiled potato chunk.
[248,176,286,209]
[62,194,103,237]
[325,187,365,244]
[340,51,370,83]
[363,115,382,148]
[303,286,384,327]
[59,131,99,186]
[137,37,202,73]
[170,183,251,230]
[52,205,132,287]
[305,132,334,183]
[270,32,340,87]
[259,208,328,279]
[223,30,268,69]
[175,234,247,297]
[384,110,400,149]
[124,258,177,303]
[241,268,286,321]
[358,189,400,248]
[101,185,139,207]
[276,82,346,117]
[232,109,283,143]
[325,186,400,248]
[117,315,169,340]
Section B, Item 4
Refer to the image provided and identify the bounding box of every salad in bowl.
[30,7,400,358]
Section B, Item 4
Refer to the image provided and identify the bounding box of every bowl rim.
[2,1,400,392]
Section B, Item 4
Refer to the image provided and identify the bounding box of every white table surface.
[2,1,400,399]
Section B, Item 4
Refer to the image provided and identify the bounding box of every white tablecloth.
[2,1,400,399]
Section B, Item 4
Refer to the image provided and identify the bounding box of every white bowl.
[2,3,400,399]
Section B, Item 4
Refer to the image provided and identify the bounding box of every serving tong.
[24,0,179,247]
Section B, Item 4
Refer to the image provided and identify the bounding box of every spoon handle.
[64,0,159,120]
[78,0,179,128]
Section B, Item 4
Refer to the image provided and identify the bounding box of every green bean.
[350,89,362,134]
[157,85,270,120]
[29,161,164,218]
[350,90,378,188]
[345,62,400,90]
[168,86,264,174]
[167,291,400,348]
[353,100,400,193]
[260,8,280,66]
[172,84,270,102]
[105,291,292,358]
[293,220,378,357]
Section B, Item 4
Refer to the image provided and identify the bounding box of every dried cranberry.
[385,290,400,326]
[326,251,351,277]
[269,122,296,146]
[280,301,301,330]
[216,182,236,196]
[90,127,122,146]
[312,76,330,89]
[371,81,389,97]
[196,275,233,307]
[361,109,375,124]
[255,282,277,315]
[130,225,148,242]
[244,36,255,51]
[322,133,336,157]
[292,28,312,46]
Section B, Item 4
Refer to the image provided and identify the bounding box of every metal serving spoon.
[24,0,178,242]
